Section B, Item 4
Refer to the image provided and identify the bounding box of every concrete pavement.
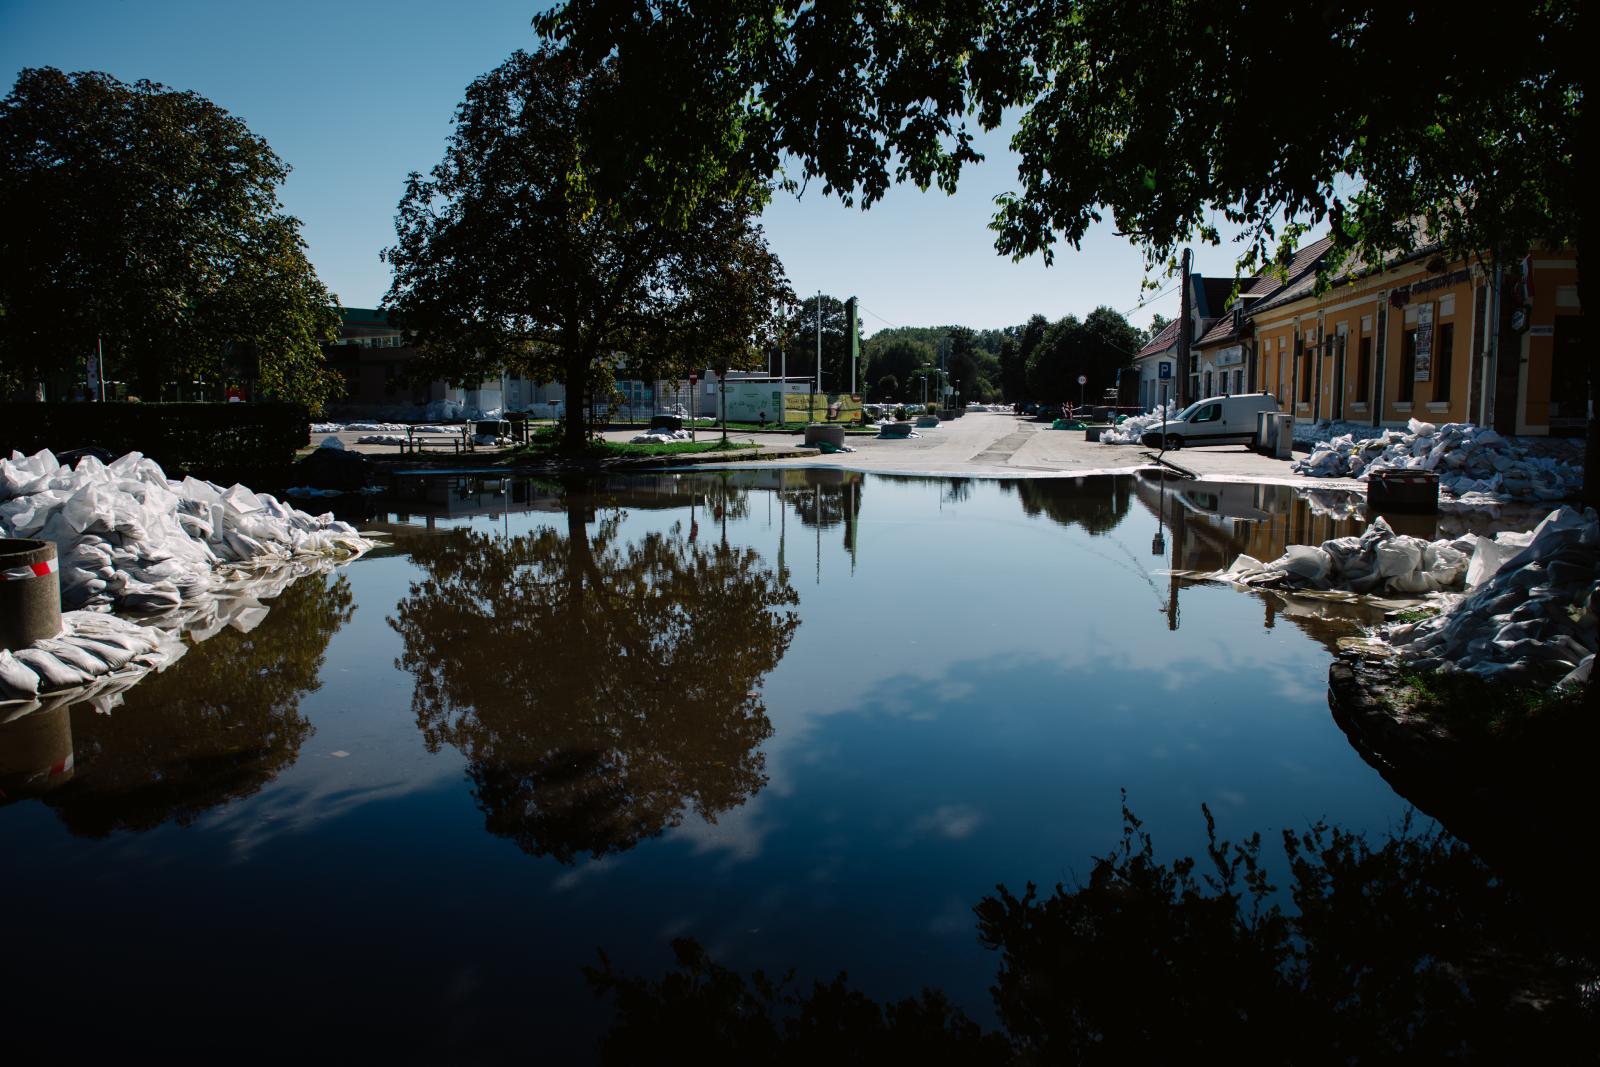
[706,411,1366,489]
[309,412,1366,491]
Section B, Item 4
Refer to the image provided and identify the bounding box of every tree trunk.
[563,352,589,453]
[1578,247,1595,507]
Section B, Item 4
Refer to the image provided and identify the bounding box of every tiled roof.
[1196,312,1244,348]
[1135,317,1182,359]
[1246,233,1444,317]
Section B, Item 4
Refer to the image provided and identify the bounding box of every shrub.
[0,402,308,483]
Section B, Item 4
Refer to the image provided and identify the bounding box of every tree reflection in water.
[1000,475,1132,535]
[389,483,800,863]
[592,801,1595,1062]
[40,572,354,836]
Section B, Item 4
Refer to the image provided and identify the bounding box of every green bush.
[0,401,309,483]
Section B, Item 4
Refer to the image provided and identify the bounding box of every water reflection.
[389,481,800,862]
[0,572,354,835]
[1000,475,1133,535]
[592,806,1596,1062]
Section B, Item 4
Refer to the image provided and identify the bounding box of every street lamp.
[921,364,930,406]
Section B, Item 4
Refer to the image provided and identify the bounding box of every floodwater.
[0,470,1577,1057]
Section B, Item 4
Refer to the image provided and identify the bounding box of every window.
[1234,369,1243,394]
[1192,403,1221,422]
[1398,330,1417,402]
[1433,323,1454,402]
[1299,340,1313,403]
[1356,337,1372,402]
[1204,371,1212,397]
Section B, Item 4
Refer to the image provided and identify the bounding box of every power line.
[1120,281,1180,320]
[858,303,901,331]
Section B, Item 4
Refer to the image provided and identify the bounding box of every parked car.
[1139,393,1279,450]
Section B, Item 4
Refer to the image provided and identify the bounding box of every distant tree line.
[857,307,1142,406]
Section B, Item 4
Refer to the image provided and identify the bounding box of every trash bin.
[1368,469,1439,513]
[1272,413,1294,459]
[1255,410,1276,455]
[506,411,529,443]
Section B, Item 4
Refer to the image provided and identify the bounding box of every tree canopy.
[384,47,786,448]
[534,2,1580,281]
[0,67,342,409]
[864,337,933,399]
[1024,307,1141,404]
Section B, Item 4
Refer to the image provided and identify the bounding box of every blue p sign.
[1158,362,1172,380]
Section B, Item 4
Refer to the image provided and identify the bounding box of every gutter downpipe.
[1481,262,1503,428]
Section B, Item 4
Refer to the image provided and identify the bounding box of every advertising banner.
[1413,303,1434,381]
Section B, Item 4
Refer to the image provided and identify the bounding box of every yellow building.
[1250,244,1583,435]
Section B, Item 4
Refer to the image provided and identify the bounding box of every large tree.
[662,213,792,438]
[0,68,342,409]
[1025,307,1140,406]
[947,326,984,405]
[384,46,780,450]
[535,2,1586,483]
[865,336,934,396]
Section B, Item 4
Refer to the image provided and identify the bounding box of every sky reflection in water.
[1,470,1462,1056]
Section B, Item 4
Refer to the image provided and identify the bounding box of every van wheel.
[1164,434,1184,451]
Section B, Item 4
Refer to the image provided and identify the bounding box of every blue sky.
[3,0,1270,335]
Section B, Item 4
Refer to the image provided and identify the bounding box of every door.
[1548,316,1586,435]
[1331,335,1346,420]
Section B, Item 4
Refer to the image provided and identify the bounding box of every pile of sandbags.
[1100,402,1179,445]
[1386,506,1598,686]
[1220,518,1479,596]
[1293,419,1582,502]
[0,610,186,701]
[630,429,694,444]
[1,449,371,615]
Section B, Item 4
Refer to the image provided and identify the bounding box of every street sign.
[689,373,698,385]
[1158,362,1172,380]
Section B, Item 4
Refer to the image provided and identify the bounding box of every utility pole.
[1177,247,1193,408]
[814,290,822,421]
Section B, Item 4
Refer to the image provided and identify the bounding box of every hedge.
[0,402,310,484]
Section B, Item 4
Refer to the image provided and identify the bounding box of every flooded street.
[0,470,1572,1057]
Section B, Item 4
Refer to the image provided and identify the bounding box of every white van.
[1138,393,1279,450]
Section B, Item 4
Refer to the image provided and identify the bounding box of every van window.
[1191,403,1221,423]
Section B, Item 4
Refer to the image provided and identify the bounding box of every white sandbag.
[1374,538,1424,579]
[1282,545,1331,581]
[10,648,90,690]
[32,639,113,674]
[0,649,41,699]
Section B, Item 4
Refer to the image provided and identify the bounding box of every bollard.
[803,423,846,447]
[0,538,62,650]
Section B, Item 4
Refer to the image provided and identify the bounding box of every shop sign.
[1214,345,1244,367]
